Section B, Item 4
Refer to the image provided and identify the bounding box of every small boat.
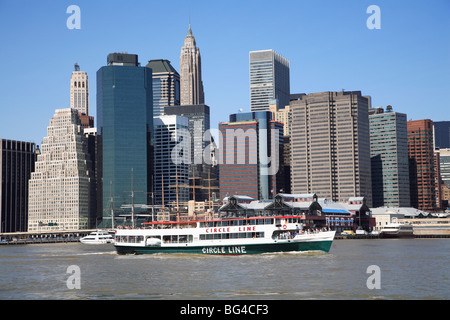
[80,231,114,244]
[114,215,336,255]
[380,223,414,239]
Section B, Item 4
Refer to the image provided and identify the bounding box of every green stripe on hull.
[115,240,333,255]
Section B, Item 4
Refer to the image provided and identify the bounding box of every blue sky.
[0,0,449,145]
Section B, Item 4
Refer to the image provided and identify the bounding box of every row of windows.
[200,232,265,240]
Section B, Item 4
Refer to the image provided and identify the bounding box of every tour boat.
[379,223,414,239]
[80,230,114,244]
[114,215,336,255]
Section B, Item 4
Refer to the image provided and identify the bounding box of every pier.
[0,229,105,245]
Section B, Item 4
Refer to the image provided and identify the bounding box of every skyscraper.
[369,106,410,207]
[146,59,180,117]
[180,25,204,105]
[97,53,153,227]
[408,119,437,211]
[434,121,450,149]
[439,148,450,188]
[249,50,290,112]
[290,91,372,206]
[0,139,36,233]
[439,148,450,207]
[70,63,89,115]
[219,111,284,200]
[164,104,219,202]
[28,109,91,232]
[153,115,189,208]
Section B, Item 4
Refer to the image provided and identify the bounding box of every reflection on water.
[0,239,448,300]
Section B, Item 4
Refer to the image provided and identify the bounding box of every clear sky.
[0,0,449,145]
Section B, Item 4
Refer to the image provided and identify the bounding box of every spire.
[186,24,193,37]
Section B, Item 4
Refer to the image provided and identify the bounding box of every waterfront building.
[180,25,204,105]
[290,91,372,206]
[153,115,189,208]
[164,104,219,203]
[70,63,89,115]
[407,119,438,211]
[439,149,450,203]
[219,194,359,233]
[0,139,36,233]
[438,149,450,187]
[434,121,450,149]
[369,106,410,207]
[250,49,290,112]
[218,111,285,200]
[28,109,92,232]
[97,53,153,227]
[146,59,180,117]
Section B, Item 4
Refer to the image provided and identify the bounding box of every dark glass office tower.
[0,139,36,233]
[97,53,153,227]
[434,121,450,149]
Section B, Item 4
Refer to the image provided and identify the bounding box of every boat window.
[200,232,264,240]
[162,235,193,244]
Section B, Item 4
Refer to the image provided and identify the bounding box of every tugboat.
[114,215,335,255]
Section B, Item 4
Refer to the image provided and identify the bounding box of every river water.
[0,239,448,300]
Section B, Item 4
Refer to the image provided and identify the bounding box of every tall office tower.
[0,140,36,233]
[439,149,450,188]
[434,121,450,149]
[219,111,284,200]
[28,109,91,232]
[146,59,180,117]
[97,53,153,227]
[153,115,189,208]
[434,151,443,209]
[290,91,372,206]
[70,63,89,115]
[164,105,219,202]
[269,99,292,193]
[180,25,204,105]
[439,149,450,206]
[407,119,437,211]
[249,49,290,112]
[369,106,410,207]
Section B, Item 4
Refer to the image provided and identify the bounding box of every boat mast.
[176,165,179,222]
[208,170,211,214]
[110,181,115,229]
[131,168,135,228]
[162,174,165,221]
[193,166,196,219]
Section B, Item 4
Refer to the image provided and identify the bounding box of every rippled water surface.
[0,239,448,299]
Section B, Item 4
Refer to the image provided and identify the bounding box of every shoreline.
[2,234,450,246]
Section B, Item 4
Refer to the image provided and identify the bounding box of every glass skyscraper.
[249,50,290,112]
[369,106,410,207]
[97,53,153,227]
[153,115,189,208]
